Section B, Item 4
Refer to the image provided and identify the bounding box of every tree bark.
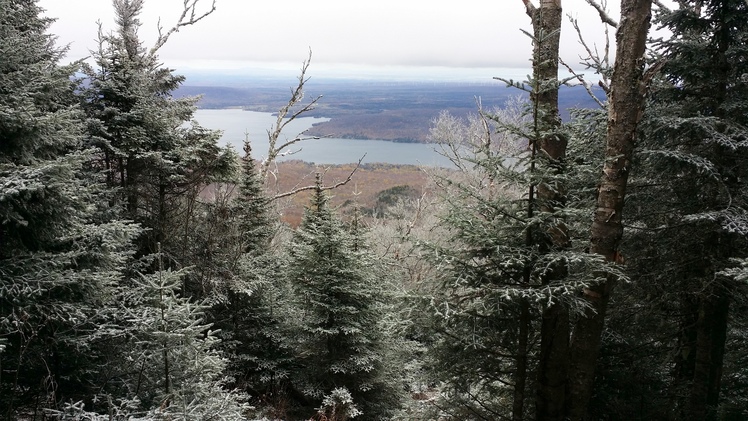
[566,1,652,419]
[537,300,570,421]
[513,299,531,421]
[520,2,571,421]
[688,288,729,421]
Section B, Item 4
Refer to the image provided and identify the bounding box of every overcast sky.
[39,0,625,80]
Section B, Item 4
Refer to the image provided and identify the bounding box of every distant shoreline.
[183,82,601,143]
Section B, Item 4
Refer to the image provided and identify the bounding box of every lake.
[193,109,453,167]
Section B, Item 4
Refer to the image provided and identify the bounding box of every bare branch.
[559,57,606,108]
[261,49,324,180]
[584,0,618,27]
[271,155,365,201]
[569,14,612,94]
[149,0,217,56]
[521,0,537,17]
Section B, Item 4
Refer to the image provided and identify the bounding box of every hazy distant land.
[177,76,602,143]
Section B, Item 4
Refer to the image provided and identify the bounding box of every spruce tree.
[75,248,250,419]
[608,1,748,418]
[209,142,298,417]
[423,102,607,420]
[288,176,402,420]
[80,0,234,266]
[0,0,138,415]
[235,142,274,254]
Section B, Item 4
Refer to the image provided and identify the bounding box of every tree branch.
[521,0,537,17]
[584,0,618,27]
[271,155,365,201]
[150,0,217,56]
[569,14,612,94]
[261,49,324,180]
[652,0,671,12]
[559,57,606,108]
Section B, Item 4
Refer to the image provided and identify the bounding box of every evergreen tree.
[74,248,250,419]
[288,176,402,420]
[235,142,274,254]
[0,0,139,415]
[209,142,298,417]
[599,1,748,419]
[423,102,608,420]
[80,0,234,267]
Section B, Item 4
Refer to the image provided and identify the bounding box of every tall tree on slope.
[288,176,403,420]
[517,2,573,420]
[80,0,234,269]
[566,0,653,419]
[0,0,139,416]
[622,1,748,418]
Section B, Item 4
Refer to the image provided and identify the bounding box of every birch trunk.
[566,1,652,419]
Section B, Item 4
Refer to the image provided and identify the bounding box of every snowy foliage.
[317,387,362,420]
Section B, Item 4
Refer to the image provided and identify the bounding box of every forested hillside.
[2,0,747,420]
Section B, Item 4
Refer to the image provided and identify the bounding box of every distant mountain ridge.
[177,78,603,142]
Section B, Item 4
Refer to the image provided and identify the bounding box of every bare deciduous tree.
[251,51,362,202]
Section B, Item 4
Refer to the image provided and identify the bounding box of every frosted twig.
[150,0,217,55]
[271,155,365,200]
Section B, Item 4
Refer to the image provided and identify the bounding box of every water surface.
[194,109,452,167]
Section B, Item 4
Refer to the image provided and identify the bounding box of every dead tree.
[244,51,360,201]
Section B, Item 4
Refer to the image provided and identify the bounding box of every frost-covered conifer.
[605,1,748,418]
[80,0,235,263]
[423,101,611,419]
[287,177,402,420]
[80,248,250,419]
[206,142,298,417]
[0,0,139,415]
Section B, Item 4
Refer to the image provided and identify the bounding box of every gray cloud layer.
[41,0,623,75]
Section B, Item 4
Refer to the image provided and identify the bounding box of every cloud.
[41,0,623,74]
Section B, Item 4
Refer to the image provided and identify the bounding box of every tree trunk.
[688,288,729,421]
[513,299,531,421]
[566,1,652,419]
[519,2,571,420]
[537,301,570,421]
[670,295,698,419]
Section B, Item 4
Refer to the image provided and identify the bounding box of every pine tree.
[80,0,234,266]
[288,176,402,420]
[208,142,298,417]
[0,0,139,415]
